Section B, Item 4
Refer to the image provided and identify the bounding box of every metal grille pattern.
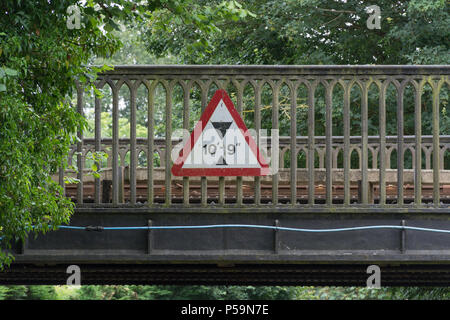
[58,65,450,210]
[3,264,450,286]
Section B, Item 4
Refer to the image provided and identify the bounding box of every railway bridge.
[1,65,450,286]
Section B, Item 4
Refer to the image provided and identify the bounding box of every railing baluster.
[218,177,225,205]
[414,80,423,206]
[325,81,333,206]
[396,81,405,206]
[235,81,244,206]
[307,81,316,206]
[130,82,137,205]
[379,81,387,205]
[94,93,101,204]
[112,83,119,205]
[183,81,190,206]
[272,82,280,205]
[59,166,65,196]
[201,85,208,206]
[290,82,297,205]
[432,80,441,207]
[254,81,262,205]
[165,82,173,206]
[343,81,350,206]
[76,83,84,205]
[147,81,155,206]
[361,81,369,204]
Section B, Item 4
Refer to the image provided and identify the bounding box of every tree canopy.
[145,0,449,65]
[0,0,251,268]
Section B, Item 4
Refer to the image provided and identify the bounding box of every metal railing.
[58,65,450,210]
[69,135,450,170]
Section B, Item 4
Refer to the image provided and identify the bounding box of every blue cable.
[2,224,450,243]
[60,224,450,234]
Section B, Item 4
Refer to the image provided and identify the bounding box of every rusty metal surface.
[64,179,450,205]
[61,135,450,206]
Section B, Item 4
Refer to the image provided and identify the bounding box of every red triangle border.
[171,89,270,176]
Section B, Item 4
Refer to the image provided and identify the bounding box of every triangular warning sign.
[172,89,270,176]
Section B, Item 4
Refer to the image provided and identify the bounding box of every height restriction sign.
[171,89,269,176]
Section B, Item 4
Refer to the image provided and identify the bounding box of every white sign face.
[182,100,260,169]
[172,89,269,177]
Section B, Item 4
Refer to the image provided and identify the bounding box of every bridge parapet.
[5,65,450,285]
[56,65,450,210]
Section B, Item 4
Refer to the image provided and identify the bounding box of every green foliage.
[391,287,450,300]
[310,286,450,300]
[0,286,28,300]
[0,0,120,268]
[145,0,449,65]
[0,286,8,299]
[75,285,297,300]
[0,285,448,300]
[145,0,254,60]
[6,285,448,300]
[27,286,58,300]
[0,0,248,268]
[85,151,109,179]
[54,285,80,300]
[0,285,56,300]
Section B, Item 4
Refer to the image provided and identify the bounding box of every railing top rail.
[78,135,450,144]
[98,65,450,76]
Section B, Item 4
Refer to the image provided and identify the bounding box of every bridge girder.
[2,209,450,285]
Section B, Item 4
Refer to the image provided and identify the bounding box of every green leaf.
[4,68,18,76]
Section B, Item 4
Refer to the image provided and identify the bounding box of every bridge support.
[2,208,450,285]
